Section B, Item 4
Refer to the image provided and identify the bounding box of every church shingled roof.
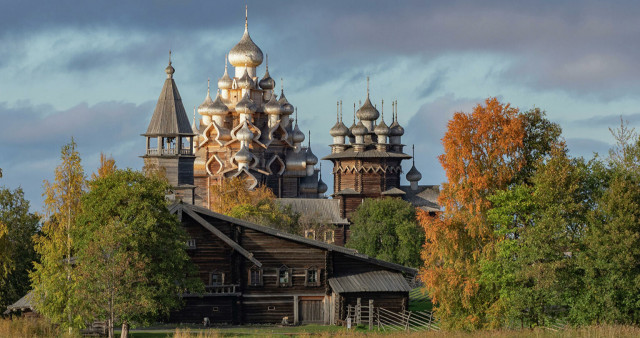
[145,61,194,136]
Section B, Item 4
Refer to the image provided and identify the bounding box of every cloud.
[0,100,152,212]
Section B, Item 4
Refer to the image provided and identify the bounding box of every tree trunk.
[108,318,114,338]
[121,321,130,338]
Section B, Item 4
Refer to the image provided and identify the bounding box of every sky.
[1,0,640,213]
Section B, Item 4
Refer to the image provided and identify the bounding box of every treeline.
[1,142,202,338]
[419,98,640,330]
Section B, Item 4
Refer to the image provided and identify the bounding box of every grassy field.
[4,317,640,337]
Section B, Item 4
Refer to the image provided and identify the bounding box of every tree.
[516,108,562,184]
[91,152,117,180]
[0,187,40,310]
[229,200,301,235]
[347,197,423,268]
[419,98,525,329]
[31,138,85,330]
[574,124,640,325]
[74,169,202,337]
[481,146,601,328]
[210,177,276,215]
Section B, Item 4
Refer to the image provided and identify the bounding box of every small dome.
[292,123,305,144]
[210,91,229,116]
[165,62,175,77]
[389,120,405,137]
[356,96,380,121]
[352,121,368,136]
[234,146,253,163]
[235,92,257,115]
[306,147,318,166]
[374,119,390,136]
[197,88,216,116]
[264,95,281,115]
[406,164,422,182]
[236,122,254,142]
[317,177,328,194]
[237,68,255,89]
[330,121,349,137]
[259,68,275,90]
[228,24,263,67]
[218,61,233,89]
[278,92,294,115]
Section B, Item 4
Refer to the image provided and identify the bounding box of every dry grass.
[0,316,69,338]
[170,325,640,338]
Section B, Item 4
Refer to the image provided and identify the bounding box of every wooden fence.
[345,301,439,332]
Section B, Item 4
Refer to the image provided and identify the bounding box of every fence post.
[356,298,361,325]
[405,311,412,332]
[368,299,374,330]
[427,312,432,330]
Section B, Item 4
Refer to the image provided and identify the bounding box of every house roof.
[381,187,406,195]
[400,185,440,212]
[329,270,411,293]
[277,198,349,225]
[4,291,34,315]
[172,203,417,275]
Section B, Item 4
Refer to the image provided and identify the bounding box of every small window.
[212,307,219,312]
[249,266,263,286]
[324,230,334,243]
[278,266,291,287]
[268,306,276,311]
[186,239,196,249]
[305,268,320,287]
[305,230,315,240]
[210,272,224,286]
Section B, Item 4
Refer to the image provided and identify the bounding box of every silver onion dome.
[165,61,175,78]
[292,123,305,144]
[306,147,318,166]
[236,122,254,142]
[264,95,281,115]
[406,164,422,182]
[356,96,380,121]
[237,67,255,89]
[278,91,294,115]
[228,12,263,67]
[330,121,349,137]
[389,120,404,137]
[218,57,233,89]
[317,177,328,194]
[374,119,390,136]
[235,92,257,115]
[234,146,253,163]
[211,90,229,115]
[352,121,368,136]
[197,86,216,116]
[259,62,275,90]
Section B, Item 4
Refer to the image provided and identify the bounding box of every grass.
[408,287,433,312]
[121,325,640,337]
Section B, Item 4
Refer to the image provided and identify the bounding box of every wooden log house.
[169,202,415,325]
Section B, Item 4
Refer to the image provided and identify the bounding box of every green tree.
[516,108,563,184]
[482,146,602,327]
[229,200,301,235]
[574,124,640,325]
[31,139,86,330]
[74,169,202,337]
[0,187,40,310]
[347,197,423,268]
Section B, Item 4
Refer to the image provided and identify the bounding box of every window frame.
[209,271,225,286]
[277,265,292,287]
[248,265,263,286]
[305,267,321,287]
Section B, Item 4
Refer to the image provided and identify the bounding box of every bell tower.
[142,54,196,204]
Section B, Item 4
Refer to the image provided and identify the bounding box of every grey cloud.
[565,137,611,159]
[567,113,640,128]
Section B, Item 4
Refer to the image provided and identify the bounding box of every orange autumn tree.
[209,177,276,215]
[419,97,525,330]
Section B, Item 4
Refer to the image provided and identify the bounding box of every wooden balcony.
[146,148,192,156]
